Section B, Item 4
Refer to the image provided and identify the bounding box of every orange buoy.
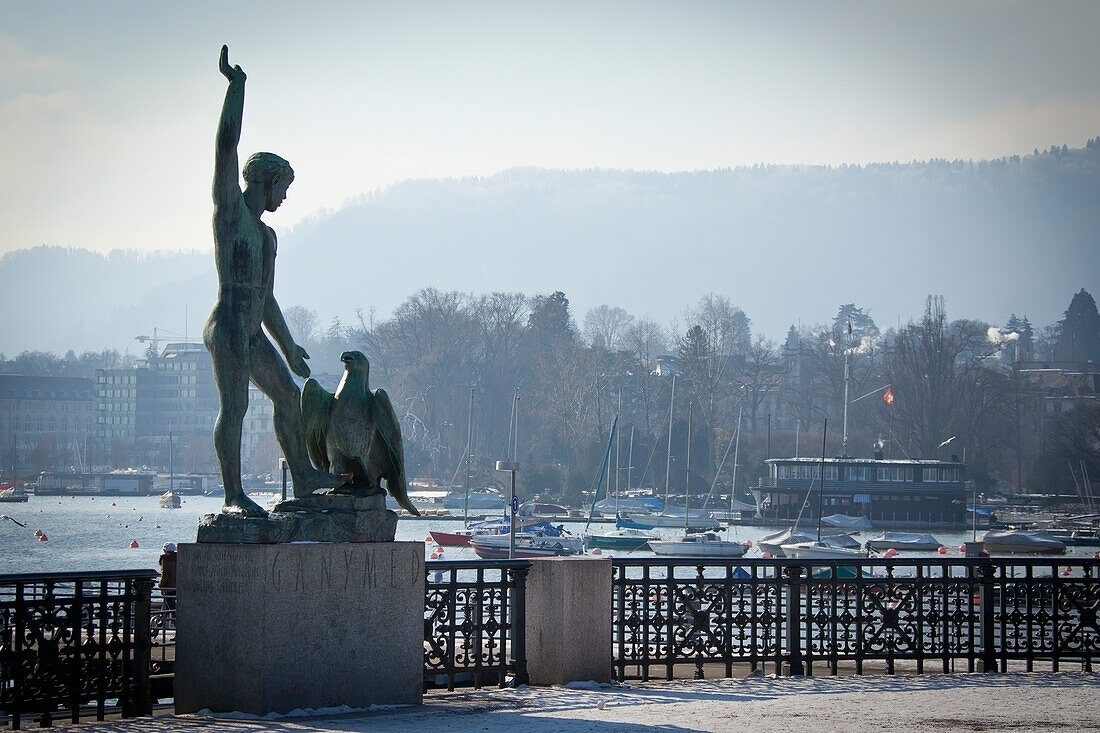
[937,546,948,555]
[883,548,898,558]
[129,540,139,548]
[425,535,433,543]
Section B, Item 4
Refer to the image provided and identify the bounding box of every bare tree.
[283,305,320,346]
[882,296,998,458]
[625,317,669,439]
[583,305,635,351]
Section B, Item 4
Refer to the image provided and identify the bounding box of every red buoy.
[129,540,139,548]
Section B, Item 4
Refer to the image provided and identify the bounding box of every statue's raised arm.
[213,45,246,211]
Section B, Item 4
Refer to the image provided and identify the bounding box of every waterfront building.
[0,374,95,481]
[757,453,968,525]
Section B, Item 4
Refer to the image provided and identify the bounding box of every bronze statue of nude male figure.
[204,45,342,516]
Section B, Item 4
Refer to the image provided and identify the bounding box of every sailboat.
[585,415,659,551]
[430,389,503,547]
[615,387,719,533]
[780,419,868,560]
[159,430,181,508]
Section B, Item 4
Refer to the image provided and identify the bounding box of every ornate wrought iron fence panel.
[612,558,1099,679]
[991,561,1099,672]
[612,560,785,680]
[0,570,154,730]
[423,559,530,691]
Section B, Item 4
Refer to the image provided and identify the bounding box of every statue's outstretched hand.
[219,45,246,83]
[287,345,311,379]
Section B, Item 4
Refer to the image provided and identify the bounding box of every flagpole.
[842,320,850,457]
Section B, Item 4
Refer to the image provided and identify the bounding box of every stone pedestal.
[525,557,612,685]
[174,542,423,715]
[196,494,396,544]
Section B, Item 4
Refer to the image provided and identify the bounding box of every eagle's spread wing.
[372,388,418,515]
[301,378,335,473]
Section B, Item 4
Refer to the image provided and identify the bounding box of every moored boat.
[647,532,748,558]
[616,512,721,532]
[158,490,181,509]
[470,532,582,559]
[779,540,869,560]
[980,529,1067,555]
[757,527,862,557]
[864,531,943,552]
[0,484,29,503]
[584,527,656,551]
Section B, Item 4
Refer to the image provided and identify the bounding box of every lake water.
[2,493,1095,576]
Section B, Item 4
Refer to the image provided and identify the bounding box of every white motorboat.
[779,540,869,560]
[758,528,861,557]
[647,532,748,558]
[470,532,583,559]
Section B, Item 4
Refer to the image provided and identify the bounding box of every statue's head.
[243,152,294,212]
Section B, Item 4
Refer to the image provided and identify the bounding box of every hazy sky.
[2,1,1099,258]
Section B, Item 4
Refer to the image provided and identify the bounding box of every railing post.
[977,562,999,673]
[130,577,154,717]
[512,564,529,686]
[783,563,806,676]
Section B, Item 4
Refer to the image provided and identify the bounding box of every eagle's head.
[340,351,370,379]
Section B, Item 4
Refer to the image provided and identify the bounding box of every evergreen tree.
[1054,289,1100,363]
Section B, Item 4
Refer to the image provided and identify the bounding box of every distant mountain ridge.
[0,246,212,355]
[3,143,1098,355]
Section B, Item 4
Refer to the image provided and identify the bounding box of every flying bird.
[301,351,420,515]
[938,436,956,449]
[1,514,27,528]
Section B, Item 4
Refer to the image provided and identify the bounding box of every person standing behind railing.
[158,542,178,613]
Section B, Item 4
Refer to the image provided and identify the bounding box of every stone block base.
[174,542,423,714]
[196,494,396,543]
[525,557,612,685]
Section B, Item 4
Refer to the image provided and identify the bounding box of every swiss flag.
[883,387,894,406]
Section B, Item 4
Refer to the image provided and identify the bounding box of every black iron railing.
[424,559,530,690]
[5,555,1097,728]
[0,570,154,729]
[610,557,1100,680]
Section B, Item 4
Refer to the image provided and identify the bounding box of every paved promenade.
[58,672,1100,732]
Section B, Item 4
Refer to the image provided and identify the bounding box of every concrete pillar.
[174,542,423,715]
[524,557,612,685]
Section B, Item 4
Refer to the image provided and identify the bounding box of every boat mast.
[626,425,634,496]
[818,419,828,540]
[664,374,676,506]
[615,388,622,512]
[729,404,742,522]
[684,402,693,530]
[463,387,473,527]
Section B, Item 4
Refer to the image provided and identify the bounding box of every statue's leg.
[249,336,344,498]
[206,323,267,517]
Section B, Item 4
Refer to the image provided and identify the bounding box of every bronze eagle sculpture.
[301,351,420,515]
